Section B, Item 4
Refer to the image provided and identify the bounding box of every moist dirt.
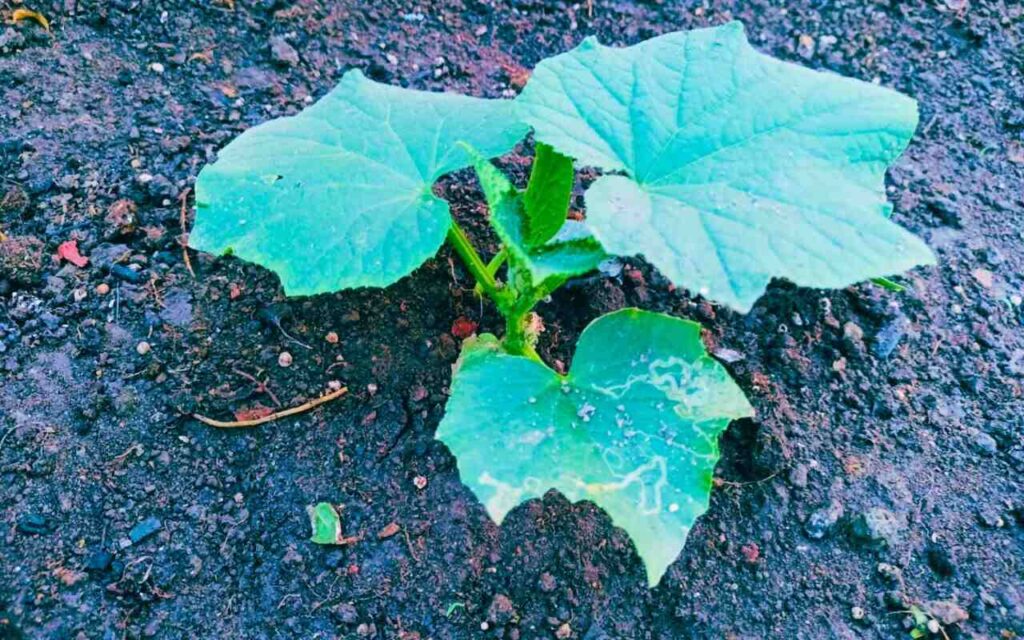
[1,1,1022,638]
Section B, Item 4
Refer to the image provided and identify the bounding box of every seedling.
[190,22,933,586]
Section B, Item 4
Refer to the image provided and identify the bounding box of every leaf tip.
[719,19,747,37]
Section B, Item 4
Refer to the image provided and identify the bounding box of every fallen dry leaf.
[188,50,214,64]
[11,8,50,31]
[53,566,86,586]
[56,240,88,268]
[377,522,401,539]
[500,62,531,90]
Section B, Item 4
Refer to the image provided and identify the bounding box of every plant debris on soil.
[1,1,1022,639]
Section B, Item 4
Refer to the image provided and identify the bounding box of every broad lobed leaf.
[516,21,935,312]
[190,70,527,296]
[436,308,753,586]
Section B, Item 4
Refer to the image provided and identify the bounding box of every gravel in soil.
[1,1,1023,639]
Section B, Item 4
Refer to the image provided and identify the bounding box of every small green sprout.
[191,22,932,586]
[445,602,466,618]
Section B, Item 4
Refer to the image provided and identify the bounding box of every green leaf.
[870,276,905,292]
[469,154,604,292]
[523,221,606,292]
[523,142,574,247]
[436,308,753,586]
[190,70,527,296]
[516,22,935,312]
[307,502,342,545]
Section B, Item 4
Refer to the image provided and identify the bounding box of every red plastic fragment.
[56,240,89,267]
[451,316,478,339]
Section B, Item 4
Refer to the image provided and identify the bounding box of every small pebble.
[72,287,87,302]
[95,283,110,295]
[110,263,143,283]
[851,606,865,620]
[84,549,114,572]
[877,562,903,583]
[128,516,162,543]
[150,62,165,73]
[712,347,744,363]
[971,430,998,456]
[136,341,151,355]
[16,514,51,535]
[788,463,809,488]
[278,351,293,367]
[805,501,844,540]
[269,35,300,66]
[851,507,906,547]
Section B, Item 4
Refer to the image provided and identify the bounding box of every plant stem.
[503,307,540,361]
[447,223,540,360]
[447,222,509,308]
[485,249,507,278]
[473,249,507,297]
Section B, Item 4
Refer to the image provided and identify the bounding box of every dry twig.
[179,187,196,278]
[193,386,348,428]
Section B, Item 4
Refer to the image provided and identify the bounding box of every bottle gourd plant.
[189,22,933,586]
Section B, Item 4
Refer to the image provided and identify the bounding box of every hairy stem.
[447,222,509,309]
[473,249,507,297]
[447,222,541,359]
[503,307,540,361]
[485,249,507,278]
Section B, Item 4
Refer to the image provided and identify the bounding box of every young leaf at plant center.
[522,142,574,247]
[469,153,605,293]
[435,308,753,586]
[307,502,342,545]
[190,70,527,296]
[516,21,935,312]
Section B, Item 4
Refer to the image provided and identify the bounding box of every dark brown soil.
[2,1,1022,639]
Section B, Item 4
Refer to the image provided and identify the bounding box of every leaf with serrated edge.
[470,156,604,290]
[436,309,753,586]
[190,70,527,296]
[523,142,574,247]
[516,21,934,312]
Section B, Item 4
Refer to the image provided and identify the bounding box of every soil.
[1,1,1022,639]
